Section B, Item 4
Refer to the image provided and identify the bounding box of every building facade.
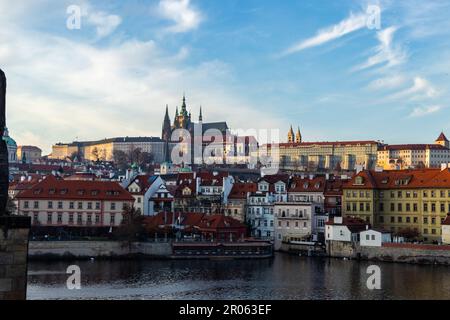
[343,168,450,243]
[51,137,166,163]
[377,133,450,170]
[16,175,134,228]
[260,130,381,172]
[17,146,42,164]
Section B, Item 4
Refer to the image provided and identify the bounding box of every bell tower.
[288,125,294,143]
[296,127,302,143]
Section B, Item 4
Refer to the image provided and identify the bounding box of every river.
[27,253,450,300]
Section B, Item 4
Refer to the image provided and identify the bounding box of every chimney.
[28,176,32,182]
[20,176,25,182]
[309,174,314,180]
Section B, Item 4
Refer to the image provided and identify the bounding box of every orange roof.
[265,140,380,148]
[289,176,325,192]
[436,132,449,142]
[228,182,257,199]
[442,214,450,226]
[380,144,448,151]
[17,175,134,201]
[344,168,450,189]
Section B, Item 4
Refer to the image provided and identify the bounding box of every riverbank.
[326,241,450,265]
[28,241,274,260]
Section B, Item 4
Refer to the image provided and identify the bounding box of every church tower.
[199,106,203,123]
[436,132,450,149]
[296,127,302,143]
[162,105,171,141]
[288,125,295,143]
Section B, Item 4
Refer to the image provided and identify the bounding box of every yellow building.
[343,168,450,243]
[50,137,166,163]
[377,133,450,170]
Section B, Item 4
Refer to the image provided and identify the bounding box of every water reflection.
[27,253,450,300]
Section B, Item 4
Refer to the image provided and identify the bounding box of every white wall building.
[360,229,392,247]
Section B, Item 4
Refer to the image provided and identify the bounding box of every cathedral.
[161,95,229,141]
[287,125,302,144]
[161,95,231,163]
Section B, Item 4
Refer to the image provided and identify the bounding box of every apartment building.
[343,168,450,243]
[16,175,134,228]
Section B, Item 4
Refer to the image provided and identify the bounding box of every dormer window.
[354,176,364,185]
[60,189,68,195]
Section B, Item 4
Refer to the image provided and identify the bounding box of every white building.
[123,174,165,216]
[360,229,392,247]
[325,217,369,243]
[246,175,289,239]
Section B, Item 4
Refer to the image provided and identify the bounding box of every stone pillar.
[0,216,31,300]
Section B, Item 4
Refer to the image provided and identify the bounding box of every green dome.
[2,127,17,147]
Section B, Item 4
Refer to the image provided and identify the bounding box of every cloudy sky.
[1,0,450,155]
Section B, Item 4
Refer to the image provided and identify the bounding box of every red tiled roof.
[265,140,380,148]
[289,176,325,192]
[16,175,134,201]
[344,168,450,189]
[442,214,450,226]
[228,183,257,199]
[379,144,448,151]
[127,174,157,195]
[325,217,369,233]
[436,132,449,142]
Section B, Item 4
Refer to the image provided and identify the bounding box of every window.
[424,203,428,212]
[406,217,411,223]
[24,201,29,209]
[33,213,38,223]
[414,217,418,224]
[47,213,52,224]
[371,235,375,241]
[88,202,93,210]
[34,201,39,209]
[413,203,418,212]
[110,214,116,225]
[366,203,370,211]
[424,217,428,224]
[431,218,436,225]
[95,215,100,224]
[390,216,395,223]
[111,203,116,210]
[398,217,403,223]
[398,203,402,212]
[406,203,410,212]
[379,216,384,223]
[431,203,436,212]
[423,191,428,198]
[78,202,83,210]
[77,213,82,224]
[441,203,445,213]
[69,214,74,224]
[57,213,62,223]
[391,203,395,212]
[360,203,364,211]
[397,191,402,198]
[48,201,53,209]
[96,202,100,210]
[87,214,92,224]
[424,228,428,234]
[69,202,74,209]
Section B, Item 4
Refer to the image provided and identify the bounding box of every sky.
[1,0,450,155]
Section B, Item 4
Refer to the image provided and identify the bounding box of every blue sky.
[1,0,450,154]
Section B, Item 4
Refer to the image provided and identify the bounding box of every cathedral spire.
[199,106,203,122]
[181,94,188,116]
[296,127,302,143]
[288,125,295,143]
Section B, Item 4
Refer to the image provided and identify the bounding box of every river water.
[27,253,450,300]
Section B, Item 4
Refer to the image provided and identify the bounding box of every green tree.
[114,205,146,241]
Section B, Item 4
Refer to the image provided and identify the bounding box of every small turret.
[436,131,449,149]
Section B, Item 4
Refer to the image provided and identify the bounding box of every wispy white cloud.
[367,74,407,90]
[409,105,442,117]
[390,76,438,100]
[281,12,367,56]
[354,27,407,71]
[157,0,203,33]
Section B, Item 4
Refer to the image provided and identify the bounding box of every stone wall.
[358,243,450,265]
[326,240,450,265]
[28,241,172,260]
[326,240,357,259]
[0,216,31,300]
